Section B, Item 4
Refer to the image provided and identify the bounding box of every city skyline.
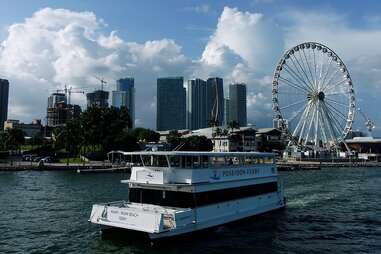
[0,1,380,135]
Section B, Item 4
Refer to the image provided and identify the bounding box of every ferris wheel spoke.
[326,102,344,139]
[288,103,308,123]
[323,79,349,93]
[283,63,313,91]
[318,103,327,144]
[317,49,325,88]
[318,56,334,90]
[304,102,317,145]
[289,54,314,89]
[292,102,311,138]
[313,100,321,145]
[321,106,335,143]
[312,48,318,89]
[321,103,340,137]
[325,98,349,108]
[321,104,338,142]
[294,51,315,90]
[325,91,351,96]
[278,76,309,93]
[320,67,341,92]
[278,91,306,95]
[323,102,340,143]
[279,99,307,110]
[299,102,315,144]
[323,102,346,130]
[301,49,317,90]
[324,104,347,122]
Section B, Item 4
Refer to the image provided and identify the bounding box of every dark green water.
[0,168,380,254]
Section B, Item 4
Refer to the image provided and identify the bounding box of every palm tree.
[228,120,240,133]
[207,119,218,128]
[216,127,222,136]
[5,128,25,152]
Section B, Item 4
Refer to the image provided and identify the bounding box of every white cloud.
[2,6,381,133]
[0,8,190,128]
[200,7,283,73]
[195,6,283,127]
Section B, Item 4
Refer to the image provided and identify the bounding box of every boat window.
[192,156,201,168]
[169,156,180,167]
[201,156,209,168]
[129,181,277,208]
[210,156,226,168]
[245,156,256,165]
[141,155,168,167]
[263,157,275,164]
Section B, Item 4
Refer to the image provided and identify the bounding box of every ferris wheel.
[272,42,356,150]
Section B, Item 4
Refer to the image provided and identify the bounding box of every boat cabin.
[114,151,275,169]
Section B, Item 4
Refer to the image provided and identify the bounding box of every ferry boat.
[89,151,286,239]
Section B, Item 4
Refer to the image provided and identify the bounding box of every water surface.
[0,168,380,253]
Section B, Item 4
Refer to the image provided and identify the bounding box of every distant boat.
[89,151,286,240]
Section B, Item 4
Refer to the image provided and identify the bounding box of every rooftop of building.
[256,128,282,135]
[345,137,381,143]
[157,77,183,80]
[187,126,257,139]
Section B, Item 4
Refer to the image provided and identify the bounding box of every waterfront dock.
[0,161,116,172]
[76,166,130,173]
[277,160,381,171]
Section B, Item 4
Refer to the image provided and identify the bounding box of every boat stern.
[89,201,193,235]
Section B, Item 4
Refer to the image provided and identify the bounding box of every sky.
[0,0,380,135]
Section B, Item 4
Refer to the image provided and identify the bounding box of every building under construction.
[46,93,81,127]
[86,90,109,108]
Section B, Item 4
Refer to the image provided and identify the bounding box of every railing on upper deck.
[135,152,275,169]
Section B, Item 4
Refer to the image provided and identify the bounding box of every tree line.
[0,106,160,159]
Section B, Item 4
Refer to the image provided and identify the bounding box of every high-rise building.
[0,79,9,128]
[112,78,135,127]
[48,93,67,108]
[228,83,247,127]
[47,92,81,127]
[224,98,230,126]
[186,79,207,130]
[157,77,186,131]
[206,77,224,126]
[86,90,109,108]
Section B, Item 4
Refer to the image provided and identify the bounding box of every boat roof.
[108,151,275,157]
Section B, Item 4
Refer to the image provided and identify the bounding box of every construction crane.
[65,85,85,105]
[53,84,85,105]
[357,108,375,137]
[94,76,108,91]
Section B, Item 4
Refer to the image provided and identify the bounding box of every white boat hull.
[90,191,285,239]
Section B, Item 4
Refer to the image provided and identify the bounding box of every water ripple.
[0,168,380,253]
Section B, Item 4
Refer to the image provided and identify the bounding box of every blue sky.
[2,0,380,58]
[0,0,380,137]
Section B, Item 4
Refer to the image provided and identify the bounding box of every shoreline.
[277,160,381,171]
[1,160,380,172]
[0,162,117,172]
